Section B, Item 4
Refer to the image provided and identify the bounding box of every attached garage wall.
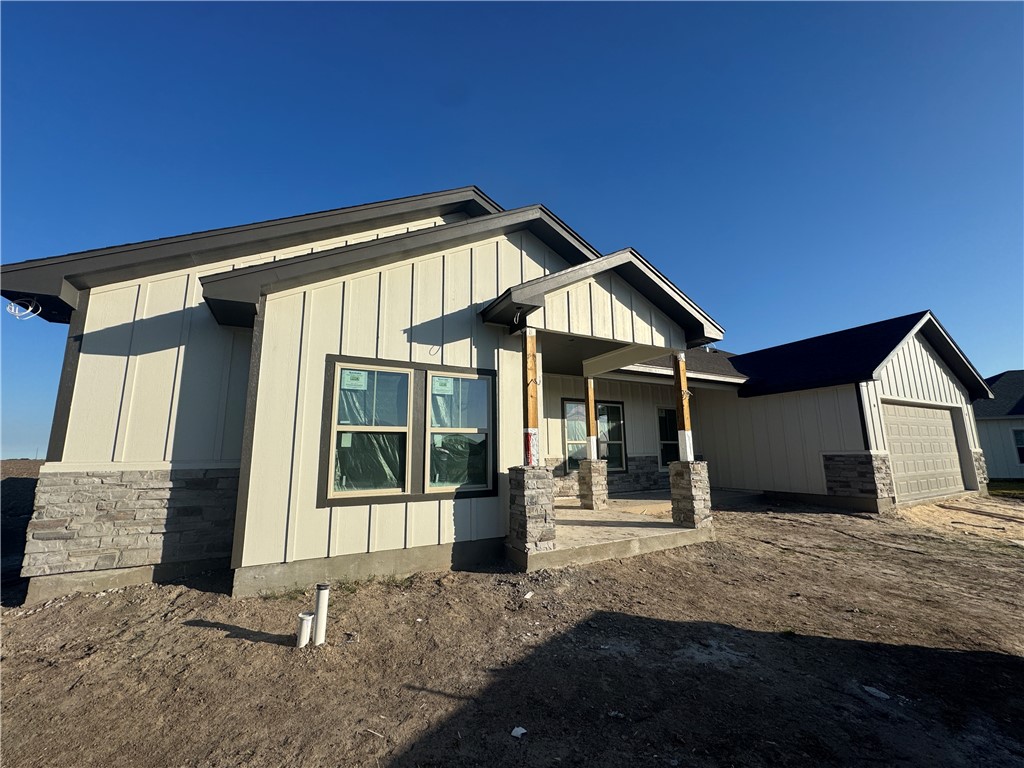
[689,384,865,494]
[860,331,982,496]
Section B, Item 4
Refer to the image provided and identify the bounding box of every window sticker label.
[341,369,368,391]
[432,376,455,395]
[340,433,353,448]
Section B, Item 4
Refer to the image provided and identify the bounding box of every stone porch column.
[670,460,713,529]
[579,459,608,510]
[507,465,556,555]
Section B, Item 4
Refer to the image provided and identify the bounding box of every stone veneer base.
[548,455,668,498]
[22,467,238,579]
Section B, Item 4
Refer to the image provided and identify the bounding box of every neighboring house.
[0,187,993,601]
[973,371,1024,480]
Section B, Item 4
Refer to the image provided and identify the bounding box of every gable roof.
[728,311,992,400]
[0,186,501,323]
[480,247,724,346]
[622,311,991,401]
[973,370,1024,419]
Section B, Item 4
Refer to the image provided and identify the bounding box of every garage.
[883,403,965,502]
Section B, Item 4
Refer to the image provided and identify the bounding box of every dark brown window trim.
[317,354,498,508]
[560,396,629,474]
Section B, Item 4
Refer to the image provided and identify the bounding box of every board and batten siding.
[236,231,577,568]
[977,419,1024,479]
[540,374,678,460]
[690,385,865,494]
[859,332,980,453]
[56,213,459,468]
[531,273,687,349]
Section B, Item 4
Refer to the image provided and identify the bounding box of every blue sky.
[2,2,1021,458]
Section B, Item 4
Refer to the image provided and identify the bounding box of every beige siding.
[531,271,686,349]
[55,213,453,469]
[862,332,980,452]
[977,418,1024,479]
[691,385,865,493]
[237,233,554,568]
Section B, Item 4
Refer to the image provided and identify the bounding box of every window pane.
[598,405,623,442]
[564,401,586,442]
[601,441,624,470]
[431,377,489,429]
[334,432,406,492]
[660,441,679,467]
[1014,430,1024,448]
[658,409,677,442]
[566,442,587,472]
[337,370,409,427]
[429,433,488,487]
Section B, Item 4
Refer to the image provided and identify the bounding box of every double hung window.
[325,357,495,504]
[563,400,626,472]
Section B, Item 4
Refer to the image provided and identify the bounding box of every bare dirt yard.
[2,485,1022,767]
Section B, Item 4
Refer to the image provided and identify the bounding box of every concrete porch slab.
[506,502,715,572]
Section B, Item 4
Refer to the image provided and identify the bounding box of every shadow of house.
[2,475,38,605]
[388,612,1024,767]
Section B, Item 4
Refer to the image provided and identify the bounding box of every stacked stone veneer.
[972,450,989,485]
[507,466,556,554]
[822,453,895,500]
[578,460,608,510]
[547,455,668,498]
[22,468,238,578]
[670,461,712,529]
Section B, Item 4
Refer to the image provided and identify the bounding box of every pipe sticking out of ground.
[296,611,314,648]
[313,583,330,646]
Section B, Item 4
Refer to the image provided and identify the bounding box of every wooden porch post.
[672,351,695,462]
[523,328,540,466]
[584,376,598,460]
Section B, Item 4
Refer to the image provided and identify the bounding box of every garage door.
[883,403,964,502]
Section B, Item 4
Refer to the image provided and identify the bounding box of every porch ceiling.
[539,331,667,376]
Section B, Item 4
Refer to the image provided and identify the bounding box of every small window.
[1014,429,1024,465]
[658,407,679,468]
[563,400,626,472]
[427,374,492,490]
[331,366,411,495]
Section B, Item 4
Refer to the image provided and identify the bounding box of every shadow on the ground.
[2,476,37,607]
[388,612,1024,768]
[183,619,294,646]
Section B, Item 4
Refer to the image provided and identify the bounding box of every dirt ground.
[2,489,1022,767]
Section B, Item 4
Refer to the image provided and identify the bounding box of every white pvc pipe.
[296,611,314,649]
[313,583,330,646]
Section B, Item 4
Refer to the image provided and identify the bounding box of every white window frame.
[1013,428,1024,465]
[563,399,627,473]
[328,362,413,499]
[425,371,493,493]
[657,406,679,470]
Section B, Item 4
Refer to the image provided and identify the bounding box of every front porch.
[506,493,714,571]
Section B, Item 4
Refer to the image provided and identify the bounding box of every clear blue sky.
[2,2,1022,459]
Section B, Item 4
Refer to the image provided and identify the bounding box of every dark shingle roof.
[727,312,928,397]
[642,350,743,379]
[974,371,1024,419]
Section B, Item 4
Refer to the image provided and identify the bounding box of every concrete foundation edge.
[764,491,895,514]
[506,526,715,572]
[24,557,229,605]
[232,538,505,597]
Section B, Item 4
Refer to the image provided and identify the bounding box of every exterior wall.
[690,385,866,494]
[540,373,678,497]
[860,333,981,453]
[531,272,687,349]
[860,331,983,491]
[55,213,458,469]
[977,418,1024,479]
[22,468,237,578]
[235,231,577,569]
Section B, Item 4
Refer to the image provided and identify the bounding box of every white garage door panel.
[883,403,964,502]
